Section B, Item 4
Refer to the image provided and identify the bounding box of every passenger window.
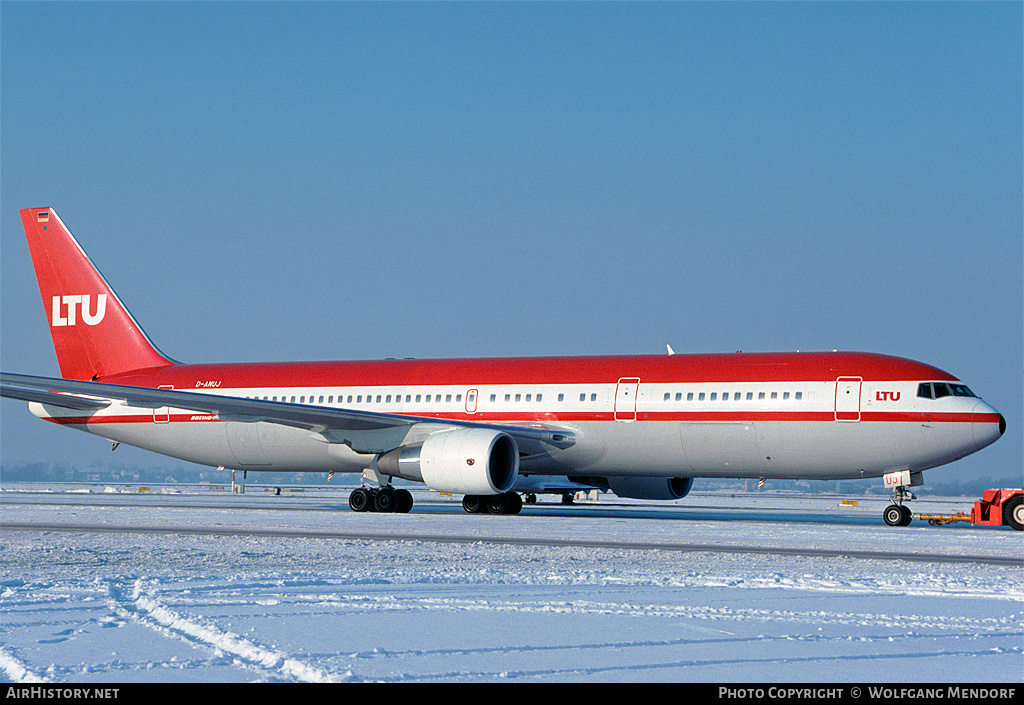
[505,394,511,402]
[746,392,753,400]
[580,393,586,402]
[489,394,496,402]
[590,393,597,402]
[758,392,765,400]
[664,393,671,401]
[698,392,705,401]
[558,393,564,402]
[537,394,542,402]
[687,392,694,401]
[795,392,802,400]
[710,393,717,401]
[771,392,777,400]
[525,394,532,402]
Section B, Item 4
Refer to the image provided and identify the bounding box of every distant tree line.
[0,462,338,486]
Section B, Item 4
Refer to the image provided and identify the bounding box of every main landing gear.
[349,485,414,513]
[462,492,523,515]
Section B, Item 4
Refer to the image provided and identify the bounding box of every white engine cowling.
[377,428,519,495]
[606,476,693,500]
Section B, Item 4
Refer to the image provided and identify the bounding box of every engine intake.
[377,428,519,495]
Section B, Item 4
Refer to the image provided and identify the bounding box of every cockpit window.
[917,382,975,400]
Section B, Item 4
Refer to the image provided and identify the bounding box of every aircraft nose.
[972,402,1005,450]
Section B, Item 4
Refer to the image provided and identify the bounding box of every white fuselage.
[32,367,1003,482]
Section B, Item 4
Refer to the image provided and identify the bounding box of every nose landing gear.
[883,492,914,527]
[882,471,921,527]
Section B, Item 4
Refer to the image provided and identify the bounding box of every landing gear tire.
[349,487,373,512]
[464,492,522,515]
[374,486,397,513]
[1003,496,1024,531]
[395,488,414,514]
[504,492,523,515]
[884,504,912,527]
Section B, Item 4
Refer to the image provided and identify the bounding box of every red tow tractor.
[914,488,1024,530]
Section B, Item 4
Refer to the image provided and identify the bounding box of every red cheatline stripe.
[43,410,992,426]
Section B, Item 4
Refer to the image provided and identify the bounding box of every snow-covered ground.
[1,483,1021,683]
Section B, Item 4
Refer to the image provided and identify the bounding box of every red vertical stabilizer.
[20,208,175,380]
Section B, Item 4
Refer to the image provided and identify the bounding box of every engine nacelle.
[377,428,519,495]
[606,476,693,501]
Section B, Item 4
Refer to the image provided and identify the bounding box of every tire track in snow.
[0,645,50,683]
[104,579,342,682]
[378,642,1024,682]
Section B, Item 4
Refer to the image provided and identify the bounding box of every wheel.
[374,486,397,513]
[462,495,482,513]
[486,495,506,514]
[503,492,523,515]
[1003,496,1024,531]
[395,488,414,514]
[349,487,372,512]
[899,504,913,526]
[883,504,905,527]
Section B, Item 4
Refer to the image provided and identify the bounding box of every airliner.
[0,208,1006,526]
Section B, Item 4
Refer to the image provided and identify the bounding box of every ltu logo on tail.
[51,294,107,327]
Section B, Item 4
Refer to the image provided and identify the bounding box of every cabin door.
[614,378,640,422]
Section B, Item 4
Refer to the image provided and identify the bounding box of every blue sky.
[1,2,1020,483]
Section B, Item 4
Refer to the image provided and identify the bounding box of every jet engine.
[606,476,693,501]
[377,428,519,496]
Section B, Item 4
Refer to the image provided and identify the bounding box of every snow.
[1,484,1021,683]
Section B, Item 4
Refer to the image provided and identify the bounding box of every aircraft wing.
[0,372,575,455]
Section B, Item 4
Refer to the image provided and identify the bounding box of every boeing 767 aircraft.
[0,208,1007,526]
